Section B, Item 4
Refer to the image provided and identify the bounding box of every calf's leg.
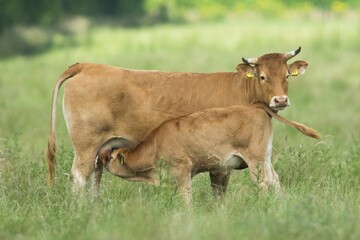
[247,160,280,193]
[172,166,192,206]
[246,131,281,193]
[263,135,281,192]
[209,171,230,200]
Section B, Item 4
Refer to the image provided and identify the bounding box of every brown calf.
[96,104,320,204]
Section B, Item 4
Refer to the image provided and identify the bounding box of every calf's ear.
[115,153,126,164]
[236,63,256,78]
[289,60,308,76]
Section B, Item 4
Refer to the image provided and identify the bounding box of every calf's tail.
[255,103,321,140]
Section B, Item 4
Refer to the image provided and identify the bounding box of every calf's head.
[236,47,308,111]
[97,148,131,177]
[95,137,135,176]
[96,145,159,185]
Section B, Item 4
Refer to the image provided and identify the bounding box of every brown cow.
[96,103,320,204]
[46,47,309,194]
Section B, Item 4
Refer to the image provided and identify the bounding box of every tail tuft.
[254,103,321,140]
[293,122,321,140]
[46,133,56,186]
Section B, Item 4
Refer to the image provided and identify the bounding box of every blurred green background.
[1,1,360,239]
[1,0,359,57]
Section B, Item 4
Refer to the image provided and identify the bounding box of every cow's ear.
[289,60,308,77]
[236,63,256,78]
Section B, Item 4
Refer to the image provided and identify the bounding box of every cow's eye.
[260,75,266,81]
[286,74,289,80]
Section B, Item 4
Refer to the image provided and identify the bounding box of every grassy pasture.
[0,14,360,239]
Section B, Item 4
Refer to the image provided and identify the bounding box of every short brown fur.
[97,103,320,204]
[46,48,309,193]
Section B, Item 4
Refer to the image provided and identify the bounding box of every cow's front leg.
[209,171,230,201]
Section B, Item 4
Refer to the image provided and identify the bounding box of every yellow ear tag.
[246,72,254,78]
[291,69,299,76]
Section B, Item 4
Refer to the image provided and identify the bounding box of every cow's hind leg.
[209,171,230,201]
[91,164,103,198]
[71,149,99,196]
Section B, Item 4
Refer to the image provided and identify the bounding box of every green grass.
[1,14,360,239]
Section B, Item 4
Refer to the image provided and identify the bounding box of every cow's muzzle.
[269,96,290,110]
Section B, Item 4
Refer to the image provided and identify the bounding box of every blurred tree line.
[0,0,144,32]
[1,0,358,32]
[0,0,358,57]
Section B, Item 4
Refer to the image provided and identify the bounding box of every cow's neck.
[149,72,256,115]
[238,72,258,104]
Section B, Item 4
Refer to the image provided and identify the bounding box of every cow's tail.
[256,103,321,140]
[46,63,84,186]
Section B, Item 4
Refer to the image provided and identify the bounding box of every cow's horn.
[242,57,258,66]
[285,46,301,60]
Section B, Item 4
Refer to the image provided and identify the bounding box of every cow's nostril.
[270,96,289,108]
[274,96,288,105]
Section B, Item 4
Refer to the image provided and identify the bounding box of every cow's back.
[62,63,242,146]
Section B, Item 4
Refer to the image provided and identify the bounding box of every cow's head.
[236,47,308,111]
